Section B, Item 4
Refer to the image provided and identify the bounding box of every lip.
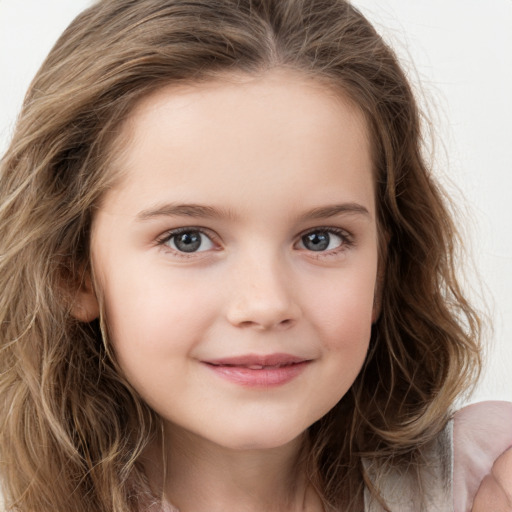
[202,353,311,387]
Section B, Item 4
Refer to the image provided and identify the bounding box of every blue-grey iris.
[302,232,330,251]
[174,231,202,252]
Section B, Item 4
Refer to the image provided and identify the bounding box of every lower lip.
[203,361,310,387]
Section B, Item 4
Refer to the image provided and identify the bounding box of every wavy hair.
[0,0,481,510]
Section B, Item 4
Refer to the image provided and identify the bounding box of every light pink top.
[365,400,512,511]
[453,401,512,511]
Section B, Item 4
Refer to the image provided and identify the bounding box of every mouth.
[204,353,309,368]
[209,363,298,369]
[202,354,311,387]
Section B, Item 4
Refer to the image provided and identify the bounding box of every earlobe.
[71,273,100,322]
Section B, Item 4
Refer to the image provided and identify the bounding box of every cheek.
[300,281,374,426]
[98,272,218,384]
[309,269,376,349]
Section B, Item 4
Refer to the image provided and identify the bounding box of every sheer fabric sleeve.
[453,401,512,512]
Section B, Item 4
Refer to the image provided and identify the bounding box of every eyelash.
[156,227,219,259]
[156,226,354,258]
[298,226,354,258]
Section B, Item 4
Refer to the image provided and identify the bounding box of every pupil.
[175,232,201,252]
[303,232,329,251]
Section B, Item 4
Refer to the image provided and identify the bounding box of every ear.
[71,271,100,322]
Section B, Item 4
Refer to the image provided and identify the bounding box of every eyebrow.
[297,203,370,221]
[136,203,237,221]
[136,202,370,222]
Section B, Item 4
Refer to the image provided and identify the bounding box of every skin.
[81,70,379,511]
[454,401,512,511]
[472,447,512,511]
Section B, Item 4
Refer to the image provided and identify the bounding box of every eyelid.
[295,226,354,253]
[154,225,354,259]
[156,226,221,256]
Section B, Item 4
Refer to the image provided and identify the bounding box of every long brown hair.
[0,1,481,510]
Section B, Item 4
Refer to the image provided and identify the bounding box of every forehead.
[104,70,375,217]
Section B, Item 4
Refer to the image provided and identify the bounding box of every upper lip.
[203,353,310,367]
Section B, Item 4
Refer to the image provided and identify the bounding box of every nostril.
[274,318,296,331]
[235,318,295,330]
[226,293,302,330]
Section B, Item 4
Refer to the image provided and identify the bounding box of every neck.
[142,426,323,512]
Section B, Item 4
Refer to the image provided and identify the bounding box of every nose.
[225,254,302,331]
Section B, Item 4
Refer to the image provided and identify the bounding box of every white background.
[1,1,511,403]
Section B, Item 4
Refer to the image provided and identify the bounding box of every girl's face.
[88,71,379,451]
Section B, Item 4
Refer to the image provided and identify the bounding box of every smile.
[202,354,311,387]
[210,363,295,370]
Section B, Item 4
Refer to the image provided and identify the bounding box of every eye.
[161,228,215,253]
[297,229,348,252]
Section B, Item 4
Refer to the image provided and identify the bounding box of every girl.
[0,0,510,511]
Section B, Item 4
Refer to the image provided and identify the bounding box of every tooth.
[247,365,264,370]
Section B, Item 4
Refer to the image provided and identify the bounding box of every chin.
[207,423,309,452]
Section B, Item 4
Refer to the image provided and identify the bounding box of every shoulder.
[453,400,512,511]
[471,446,512,511]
